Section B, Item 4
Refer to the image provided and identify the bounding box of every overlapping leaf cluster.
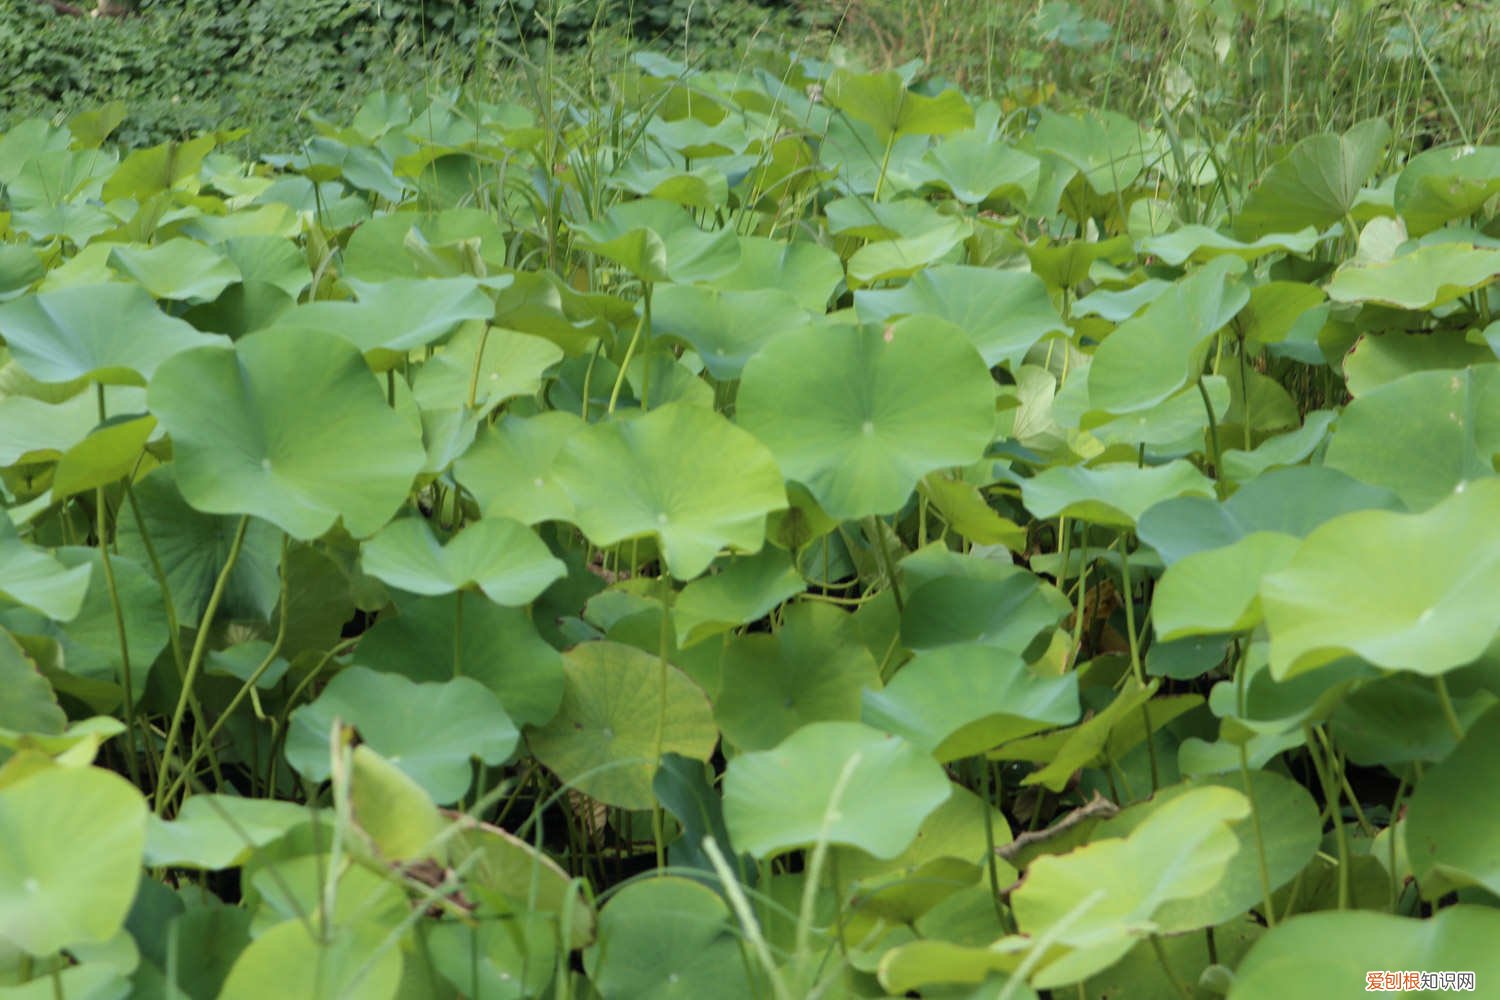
[2,51,1500,999]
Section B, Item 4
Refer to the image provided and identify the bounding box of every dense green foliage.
[3,5,1500,998]
[0,0,810,148]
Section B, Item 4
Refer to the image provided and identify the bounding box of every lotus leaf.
[148,326,426,539]
[722,720,951,859]
[1261,477,1500,678]
[737,318,994,520]
[285,666,518,803]
[361,516,564,606]
[527,641,717,810]
[553,401,786,579]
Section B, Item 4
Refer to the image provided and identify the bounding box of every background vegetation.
[5,0,1497,153]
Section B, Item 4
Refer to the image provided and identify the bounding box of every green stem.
[154,515,249,814]
[1234,642,1277,928]
[122,481,197,777]
[975,758,1013,933]
[96,489,142,788]
[1305,724,1350,910]
[652,576,671,873]
[1434,674,1465,741]
[162,535,290,805]
[1149,934,1193,1000]
[606,282,652,414]
[866,515,904,615]
[1197,376,1225,497]
[1119,536,1158,793]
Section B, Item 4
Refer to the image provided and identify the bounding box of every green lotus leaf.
[714,602,879,751]
[826,196,955,240]
[553,401,787,580]
[1325,243,1500,310]
[148,326,426,540]
[710,235,844,312]
[837,783,1016,923]
[650,284,810,379]
[1073,376,1231,450]
[1138,465,1400,564]
[908,135,1040,205]
[115,465,282,623]
[1395,144,1500,236]
[1141,225,1320,266]
[0,244,45,301]
[454,411,581,525]
[219,234,311,299]
[737,318,994,520]
[446,820,596,949]
[653,753,745,881]
[723,720,951,859]
[1343,330,1497,398]
[267,277,498,369]
[1220,410,1336,482]
[1261,477,1500,679]
[861,643,1079,761]
[219,920,401,1000]
[0,628,64,739]
[1073,279,1173,322]
[823,69,974,140]
[878,940,1032,996]
[1022,460,1216,529]
[1404,704,1500,898]
[1024,233,1134,289]
[286,666,518,804]
[1006,787,1249,988]
[0,764,147,956]
[846,218,972,287]
[585,877,759,1000]
[855,265,1067,369]
[608,160,729,209]
[349,744,446,863]
[0,284,226,386]
[1096,772,1319,931]
[0,387,144,466]
[49,414,156,502]
[205,641,288,690]
[1087,256,1248,414]
[1329,672,1495,767]
[1324,365,1500,511]
[144,794,310,870]
[990,679,1193,791]
[356,591,563,727]
[918,472,1027,549]
[341,208,509,281]
[6,548,168,705]
[1235,118,1391,238]
[361,516,564,606]
[1229,907,1500,998]
[900,567,1070,654]
[424,916,558,999]
[1153,532,1302,640]
[102,134,216,202]
[672,547,805,649]
[1033,110,1151,196]
[486,269,630,355]
[573,199,740,284]
[1237,280,1327,344]
[410,323,562,414]
[108,239,241,303]
[526,641,718,810]
[0,512,92,622]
